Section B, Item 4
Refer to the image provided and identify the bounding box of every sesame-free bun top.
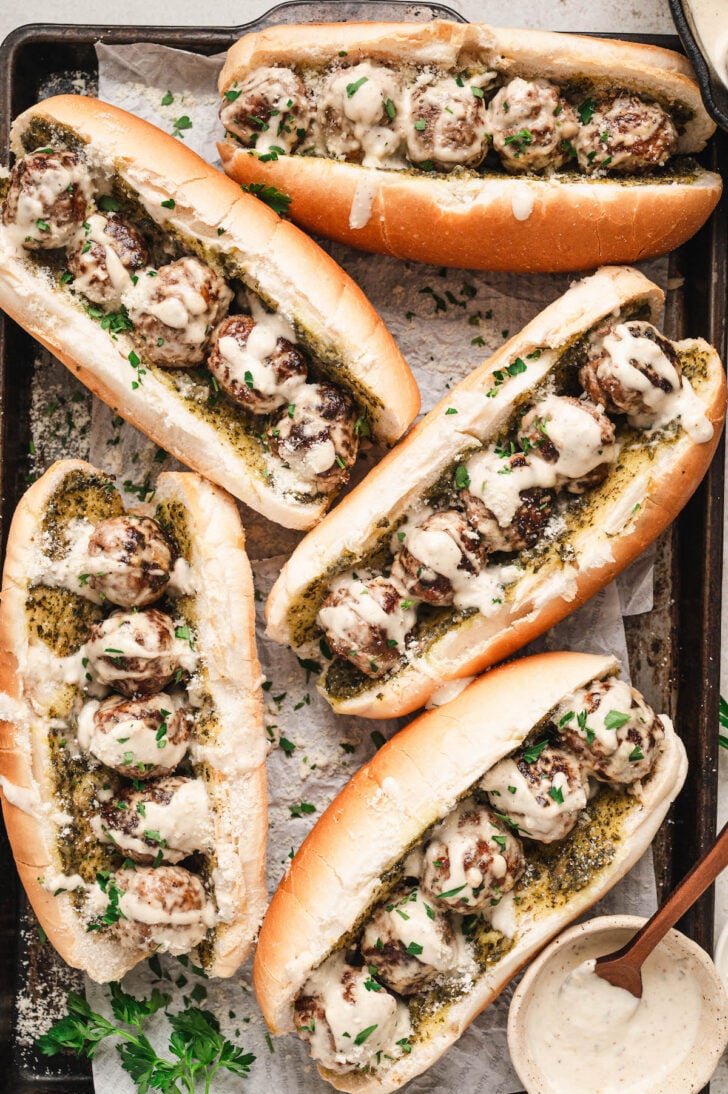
[218,22,721,272]
[253,651,688,1092]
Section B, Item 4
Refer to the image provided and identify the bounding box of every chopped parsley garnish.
[629,746,644,762]
[354,1024,378,1046]
[346,77,369,97]
[171,115,193,139]
[522,738,549,763]
[98,195,121,212]
[385,98,397,119]
[445,407,458,415]
[405,941,423,956]
[436,883,467,900]
[548,786,565,804]
[578,97,597,125]
[289,802,316,818]
[454,464,471,489]
[241,182,292,216]
[160,198,176,210]
[161,90,174,105]
[604,710,630,731]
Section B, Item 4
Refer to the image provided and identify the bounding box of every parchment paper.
[24,39,669,1093]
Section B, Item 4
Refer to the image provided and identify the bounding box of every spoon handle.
[615,818,728,969]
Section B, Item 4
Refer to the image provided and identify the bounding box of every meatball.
[86,514,174,608]
[555,676,665,784]
[220,66,311,155]
[405,76,490,169]
[518,395,618,494]
[84,608,192,696]
[294,951,412,1074]
[483,743,589,843]
[91,776,213,863]
[574,95,678,174]
[316,62,403,167]
[207,313,307,415]
[580,320,682,421]
[419,799,525,912]
[2,149,92,250]
[106,865,215,955]
[317,573,417,678]
[390,509,488,606]
[360,886,459,995]
[76,692,191,778]
[486,78,579,173]
[266,382,359,494]
[123,257,233,367]
[66,211,148,309]
[461,450,555,553]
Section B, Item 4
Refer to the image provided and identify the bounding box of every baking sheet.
[0,5,724,1092]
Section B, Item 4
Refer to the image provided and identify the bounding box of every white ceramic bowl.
[508,914,728,1094]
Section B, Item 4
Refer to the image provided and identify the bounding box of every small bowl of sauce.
[507,914,728,1093]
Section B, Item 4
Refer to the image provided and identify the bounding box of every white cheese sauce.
[70,213,134,299]
[524,929,705,1093]
[594,323,712,442]
[317,573,417,648]
[315,62,405,168]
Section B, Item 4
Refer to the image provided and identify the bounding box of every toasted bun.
[0,461,267,981]
[0,96,419,530]
[253,651,688,1091]
[266,266,727,718]
[219,21,721,271]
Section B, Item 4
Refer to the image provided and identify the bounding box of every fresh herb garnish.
[37,983,255,1090]
[604,710,630,731]
[240,182,292,217]
[522,738,549,763]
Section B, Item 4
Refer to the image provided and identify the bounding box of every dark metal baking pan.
[0,6,724,1091]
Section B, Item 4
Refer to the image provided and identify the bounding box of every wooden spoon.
[595,818,728,997]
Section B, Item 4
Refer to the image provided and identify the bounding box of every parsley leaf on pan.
[37,982,255,1092]
[720,695,728,750]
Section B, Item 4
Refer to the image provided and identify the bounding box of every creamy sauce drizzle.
[524,929,705,1093]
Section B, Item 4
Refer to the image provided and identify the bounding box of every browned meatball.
[66,211,148,309]
[220,66,311,154]
[483,743,589,843]
[405,76,490,169]
[2,149,92,249]
[266,382,359,493]
[419,799,525,912]
[555,676,665,784]
[360,886,459,995]
[390,510,487,605]
[315,63,402,166]
[124,257,233,367]
[84,609,190,696]
[207,314,308,414]
[317,573,417,678]
[293,952,411,1073]
[107,865,214,954]
[92,776,212,863]
[518,395,617,494]
[574,95,677,173]
[486,78,579,173]
[76,692,191,778]
[461,451,555,553]
[579,320,682,419]
[87,515,174,608]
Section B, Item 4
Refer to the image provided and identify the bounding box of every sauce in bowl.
[508,915,728,1093]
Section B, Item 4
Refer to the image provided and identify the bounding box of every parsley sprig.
[720,696,728,750]
[37,983,255,1093]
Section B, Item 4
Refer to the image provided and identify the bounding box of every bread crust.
[0,461,267,981]
[265,266,727,718]
[0,96,419,530]
[253,651,688,1091]
[218,21,721,271]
